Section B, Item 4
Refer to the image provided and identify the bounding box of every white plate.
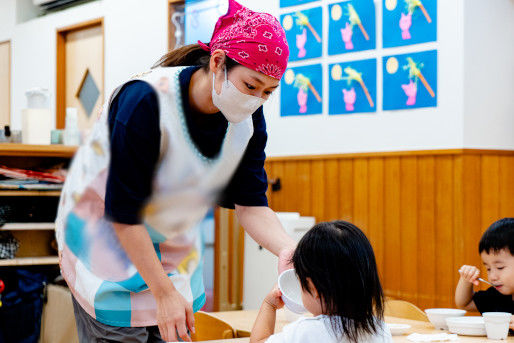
[446,316,486,336]
[387,323,411,336]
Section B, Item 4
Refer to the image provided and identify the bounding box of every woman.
[55,0,296,342]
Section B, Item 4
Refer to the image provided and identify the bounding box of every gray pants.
[72,296,165,343]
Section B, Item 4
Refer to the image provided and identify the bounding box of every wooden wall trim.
[56,17,104,130]
[266,149,514,162]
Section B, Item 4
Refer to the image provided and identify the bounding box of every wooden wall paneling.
[435,156,455,307]
[383,157,401,298]
[297,161,312,216]
[311,160,326,221]
[400,157,418,305]
[282,161,300,213]
[353,158,369,233]
[481,155,500,231]
[368,157,385,275]
[417,156,436,309]
[338,159,354,223]
[499,156,514,217]
[324,159,340,221]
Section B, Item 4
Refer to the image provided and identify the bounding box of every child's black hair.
[479,218,514,255]
[292,220,384,343]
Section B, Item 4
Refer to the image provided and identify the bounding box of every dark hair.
[479,218,514,255]
[292,220,384,343]
[153,43,239,72]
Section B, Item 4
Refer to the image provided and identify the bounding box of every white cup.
[483,312,511,340]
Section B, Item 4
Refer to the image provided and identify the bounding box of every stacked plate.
[446,317,486,336]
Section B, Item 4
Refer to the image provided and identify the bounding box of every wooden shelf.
[0,143,77,157]
[0,256,59,266]
[1,222,55,231]
[0,190,61,196]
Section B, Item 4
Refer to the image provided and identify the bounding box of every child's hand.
[264,286,285,310]
[510,315,514,331]
[458,265,480,286]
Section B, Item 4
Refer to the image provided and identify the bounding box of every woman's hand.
[155,286,195,342]
[278,247,295,274]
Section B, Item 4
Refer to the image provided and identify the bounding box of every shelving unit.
[0,143,76,267]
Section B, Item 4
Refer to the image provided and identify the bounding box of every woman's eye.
[498,267,505,270]
[246,83,256,90]
[264,91,272,95]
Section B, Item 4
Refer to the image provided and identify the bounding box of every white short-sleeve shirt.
[266,316,393,343]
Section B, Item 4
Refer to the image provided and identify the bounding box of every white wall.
[4,0,167,130]
[463,0,514,150]
[1,0,513,156]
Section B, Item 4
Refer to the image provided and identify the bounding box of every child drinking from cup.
[250,221,392,343]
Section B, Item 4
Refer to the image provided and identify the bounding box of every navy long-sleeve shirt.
[105,66,269,225]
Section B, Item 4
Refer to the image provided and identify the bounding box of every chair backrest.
[384,299,429,322]
[191,311,235,341]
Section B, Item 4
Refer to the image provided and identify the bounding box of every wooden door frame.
[168,0,185,50]
[56,18,104,129]
[0,40,11,125]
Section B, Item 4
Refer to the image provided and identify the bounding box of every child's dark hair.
[292,220,384,343]
[479,218,514,255]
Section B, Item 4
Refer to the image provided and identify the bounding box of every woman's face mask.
[212,68,266,124]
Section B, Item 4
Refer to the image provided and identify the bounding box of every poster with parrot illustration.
[383,0,437,48]
[328,0,376,55]
[281,7,323,62]
[383,50,437,110]
[329,59,376,115]
[280,0,320,8]
[281,64,323,116]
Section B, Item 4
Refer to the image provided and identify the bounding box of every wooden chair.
[191,311,236,341]
[384,299,429,322]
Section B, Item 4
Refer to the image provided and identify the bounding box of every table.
[201,310,514,342]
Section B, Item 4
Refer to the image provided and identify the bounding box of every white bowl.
[446,316,486,336]
[387,323,411,336]
[278,269,307,314]
[425,308,466,330]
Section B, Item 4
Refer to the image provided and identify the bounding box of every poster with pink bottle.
[281,64,323,116]
[383,50,437,110]
[281,7,323,62]
[383,0,437,48]
[280,0,319,7]
[328,0,376,56]
[329,59,376,115]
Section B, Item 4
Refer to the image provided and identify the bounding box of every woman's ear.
[307,278,319,299]
[209,49,227,75]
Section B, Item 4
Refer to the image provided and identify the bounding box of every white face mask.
[212,68,266,124]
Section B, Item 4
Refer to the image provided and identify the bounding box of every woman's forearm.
[112,222,174,297]
[235,205,296,256]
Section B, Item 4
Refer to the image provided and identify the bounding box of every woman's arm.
[235,205,297,272]
[113,222,195,342]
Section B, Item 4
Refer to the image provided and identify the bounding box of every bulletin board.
[328,0,376,56]
[383,49,437,110]
[329,59,377,115]
[281,6,323,62]
[383,0,437,48]
[280,64,323,116]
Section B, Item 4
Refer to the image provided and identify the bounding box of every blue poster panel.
[383,0,437,48]
[281,7,323,62]
[383,50,437,110]
[185,0,228,45]
[328,0,376,55]
[329,59,376,115]
[281,64,323,116]
[280,0,319,8]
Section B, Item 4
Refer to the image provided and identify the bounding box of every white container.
[424,308,466,330]
[483,312,511,340]
[25,88,49,109]
[21,109,52,145]
[63,107,80,146]
[278,269,306,314]
[446,316,486,336]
